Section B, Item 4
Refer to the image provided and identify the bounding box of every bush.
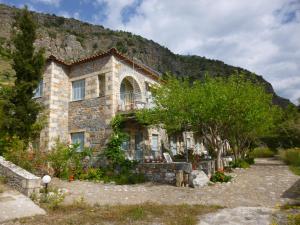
[230,159,250,168]
[101,115,146,185]
[3,137,48,174]
[249,147,275,158]
[210,171,232,183]
[244,157,255,165]
[115,173,145,185]
[48,141,92,179]
[79,168,104,181]
[3,137,33,171]
[279,148,300,166]
[37,187,65,210]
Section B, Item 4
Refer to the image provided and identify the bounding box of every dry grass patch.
[13,202,221,225]
[273,203,300,225]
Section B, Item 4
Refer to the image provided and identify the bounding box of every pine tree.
[2,7,45,144]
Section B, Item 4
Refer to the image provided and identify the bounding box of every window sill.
[70,99,84,102]
[33,96,42,99]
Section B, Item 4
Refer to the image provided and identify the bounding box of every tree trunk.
[216,148,223,171]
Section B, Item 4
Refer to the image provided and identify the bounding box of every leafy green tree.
[137,74,281,169]
[218,75,281,159]
[272,104,300,148]
[0,7,45,146]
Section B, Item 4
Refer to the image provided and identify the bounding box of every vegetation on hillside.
[0,3,291,107]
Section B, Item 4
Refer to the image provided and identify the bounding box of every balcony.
[118,92,154,112]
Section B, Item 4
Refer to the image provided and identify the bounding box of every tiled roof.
[47,48,161,81]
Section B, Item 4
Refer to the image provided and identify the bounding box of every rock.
[189,170,209,188]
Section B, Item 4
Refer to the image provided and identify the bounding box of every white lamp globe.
[42,175,51,184]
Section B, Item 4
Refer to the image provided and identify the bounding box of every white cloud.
[92,0,300,104]
[31,0,61,7]
[57,10,70,18]
[17,2,37,12]
[57,11,81,20]
[73,12,80,20]
[93,0,135,25]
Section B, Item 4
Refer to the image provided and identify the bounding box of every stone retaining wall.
[0,156,41,196]
[137,162,192,185]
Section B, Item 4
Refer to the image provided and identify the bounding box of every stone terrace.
[52,158,299,208]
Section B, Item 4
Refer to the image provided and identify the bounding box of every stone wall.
[68,97,112,151]
[34,61,52,150]
[112,56,159,114]
[0,157,41,196]
[137,162,192,185]
[48,62,70,147]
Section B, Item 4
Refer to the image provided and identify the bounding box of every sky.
[1,0,300,104]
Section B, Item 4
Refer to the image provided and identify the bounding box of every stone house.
[34,48,207,161]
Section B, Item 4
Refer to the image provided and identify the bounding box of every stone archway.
[119,76,143,111]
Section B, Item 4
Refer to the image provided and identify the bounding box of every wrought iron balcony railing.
[118,92,154,112]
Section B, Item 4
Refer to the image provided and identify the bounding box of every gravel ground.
[51,158,300,208]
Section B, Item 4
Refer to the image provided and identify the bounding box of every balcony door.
[119,76,143,111]
[120,79,134,110]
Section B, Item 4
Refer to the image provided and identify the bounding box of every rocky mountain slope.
[0,4,291,107]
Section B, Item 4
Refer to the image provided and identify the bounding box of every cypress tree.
[2,7,45,144]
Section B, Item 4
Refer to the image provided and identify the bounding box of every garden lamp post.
[42,175,51,194]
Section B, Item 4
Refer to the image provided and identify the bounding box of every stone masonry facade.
[35,48,209,161]
[35,48,167,160]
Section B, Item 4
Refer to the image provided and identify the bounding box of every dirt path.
[52,158,299,208]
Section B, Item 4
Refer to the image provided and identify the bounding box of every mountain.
[0,3,291,107]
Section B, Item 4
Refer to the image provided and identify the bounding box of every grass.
[287,213,300,225]
[277,203,300,225]
[249,147,275,158]
[289,166,300,176]
[13,202,221,225]
[279,148,300,176]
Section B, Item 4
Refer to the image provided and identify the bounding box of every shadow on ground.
[281,179,300,201]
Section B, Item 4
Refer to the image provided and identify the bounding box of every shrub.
[39,187,65,210]
[92,43,98,50]
[102,115,146,185]
[48,30,57,39]
[3,137,48,174]
[115,41,128,54]
[79,168,104,181]
[279,148,300,175]
[244,157,255,165]
[115,173,145,185]
[3,137,33,171]
[210,171,232,183]
[279,148,300,166]
[48,141,92,179]
[230,159,250,169]
[249,147,275,158]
